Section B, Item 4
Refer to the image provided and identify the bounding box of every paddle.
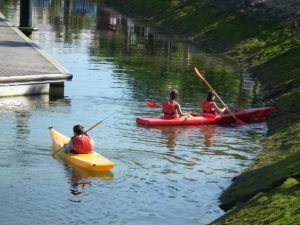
[194,67,245,125]
[51,120,105,156]
[145,101,161,108]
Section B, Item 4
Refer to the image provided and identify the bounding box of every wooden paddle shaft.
[85,112,115,133]
[85,121,102,133]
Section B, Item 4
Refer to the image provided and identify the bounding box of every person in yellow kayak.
[201,90,227,115]
[162,90,192,118]
[64,124,95,154]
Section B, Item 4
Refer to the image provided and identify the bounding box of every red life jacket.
[71,135,93,154]
[201,99,215,114]
[162,101,177,116]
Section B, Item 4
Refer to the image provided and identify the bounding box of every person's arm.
[85,133,95,149]
[175,103,191,117]
[212,102,226,114]
[64,140,73,153]
[89,136,95,147]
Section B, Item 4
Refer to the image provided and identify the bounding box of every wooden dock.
[0,12,72,97]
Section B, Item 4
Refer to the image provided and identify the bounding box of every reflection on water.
[147,123,266,159]
[199,125,217,147]
[159,126,180,149]
[61,162,114,199]
[0,1,268,225]
[150,125,218,150]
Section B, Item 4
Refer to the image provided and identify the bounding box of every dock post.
[49,82,65,100]
[19,0,38,35]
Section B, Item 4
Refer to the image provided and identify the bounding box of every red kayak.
[136,107,273,126]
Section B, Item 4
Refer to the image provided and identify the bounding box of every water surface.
[0,1,267,224]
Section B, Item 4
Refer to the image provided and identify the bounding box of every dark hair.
[170,90,178,101]
[73,124,84,135]
[207,91,215,102]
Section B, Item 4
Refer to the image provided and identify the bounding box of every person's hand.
[185,112,193,117]
[221,107,228,114]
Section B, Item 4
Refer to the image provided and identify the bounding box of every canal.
[0,0,267,224]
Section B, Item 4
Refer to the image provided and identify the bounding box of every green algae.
[212,177,300,225]
[218,151,300,210]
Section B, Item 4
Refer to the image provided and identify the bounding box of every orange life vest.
[162,100,178,116]
[201,99,215,114]
[71,135,93,154]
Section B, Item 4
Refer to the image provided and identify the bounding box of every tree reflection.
[0,0,261,109]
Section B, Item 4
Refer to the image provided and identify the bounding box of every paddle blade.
[145,101,161,108]
[194,67,205,80]
[235,118,245,125]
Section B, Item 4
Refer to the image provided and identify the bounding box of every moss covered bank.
[105,0,300,224]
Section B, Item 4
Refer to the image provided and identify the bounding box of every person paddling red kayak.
[162,90,192,118]
[201,90,228,115]
[194,67,245,125]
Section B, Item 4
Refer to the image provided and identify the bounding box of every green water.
[0,1,267,224]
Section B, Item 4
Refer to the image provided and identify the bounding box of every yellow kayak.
[49,127,114,172]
